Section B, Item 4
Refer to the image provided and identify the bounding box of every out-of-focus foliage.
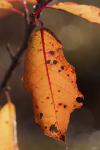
[0,101,18,150]
[51,2,100,24]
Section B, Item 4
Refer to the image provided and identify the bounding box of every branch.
[6,44,15,61]
[0,23,34,94]
[0,0,47,94]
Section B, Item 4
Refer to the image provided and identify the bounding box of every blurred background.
[0,0,100,149]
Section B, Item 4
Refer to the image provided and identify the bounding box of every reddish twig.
[35,0,53,17]
[11,8,25,16]
[5,90,12,103]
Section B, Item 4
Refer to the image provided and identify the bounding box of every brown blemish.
[39,112,43,119]
[46,60,51,64]
[58,103,62,106]
[49,42,51,44]
[76,97,83,103]
[71,69,75,73]
[53,60,58,64]
[61,66,64,70]
[49,51,55,55]
[49,124,58,133]
[73,104,76,108]
[35,86,38,88]
[46,96,50,99]
[58,69,61,72]
[58,90,60,92]
[64,105,67,108]
[60,134,65,141]
[45,126,47,129]
[52,43,54,46]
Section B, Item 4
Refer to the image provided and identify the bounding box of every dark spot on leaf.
[61,66,64,70]
[58,90,60,92]
[60,134,65,141]
[39,112,43,119]
[46,60,51,64]
[45,126,47,129]
[71,69,75,73]
[76,97,83,103]
[49,124,58,133]
[58,69,61,72]
[49,51,55,55]
[46,96,50,99]
[53,60,58,64]
[64,105,67,108]
[58,103,62,106]
[67,74,69,76]
[56,110,58,112]
[52,43,54,46]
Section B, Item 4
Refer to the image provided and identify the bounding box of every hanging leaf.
[0,0,13,18]
[0,101,18,150]
[23,29,83,141]
[50,2,100,24]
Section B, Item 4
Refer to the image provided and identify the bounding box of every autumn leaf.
[9,0,38,6]
[27,0,38,4]
[0,0,13,17]
[50,2,100,24]
[23,29,83,141]
[0,100,18,149]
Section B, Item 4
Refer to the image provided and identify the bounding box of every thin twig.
[0,23,34,94]
[6,44,15,61]
[5,90,12,103]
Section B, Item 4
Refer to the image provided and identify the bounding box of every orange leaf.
[23,29,83,141]
[0,102,18,150]
[9,0,38,6]
[0,0,13,17]
[51,2,100,24]
[27,0,38,4]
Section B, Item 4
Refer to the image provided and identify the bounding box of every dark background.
[0,0,100,149]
